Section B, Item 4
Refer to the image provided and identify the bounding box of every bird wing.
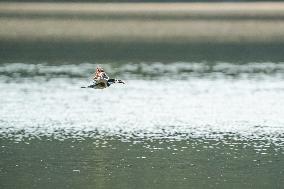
[93,67,109,82]
[93,67,101,81]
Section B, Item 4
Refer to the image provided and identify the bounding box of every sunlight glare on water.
[0,62,283,146]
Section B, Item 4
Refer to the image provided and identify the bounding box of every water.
[0,62,283,189]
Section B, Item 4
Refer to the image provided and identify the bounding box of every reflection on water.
[0,62,283,189]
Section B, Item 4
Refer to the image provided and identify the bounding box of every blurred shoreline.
[1,2,284,62]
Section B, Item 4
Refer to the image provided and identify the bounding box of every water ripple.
[1,62,284,80]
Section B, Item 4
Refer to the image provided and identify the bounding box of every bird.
[81,66,125,89]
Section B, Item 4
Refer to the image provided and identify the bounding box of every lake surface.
[0,62,283,189]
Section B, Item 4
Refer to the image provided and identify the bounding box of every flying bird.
[81,66,125,89]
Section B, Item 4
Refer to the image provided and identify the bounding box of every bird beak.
[119,80,125,84]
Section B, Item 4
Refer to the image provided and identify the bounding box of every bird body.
[81,66,125,89]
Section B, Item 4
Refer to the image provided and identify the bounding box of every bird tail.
[81,84,96,88]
